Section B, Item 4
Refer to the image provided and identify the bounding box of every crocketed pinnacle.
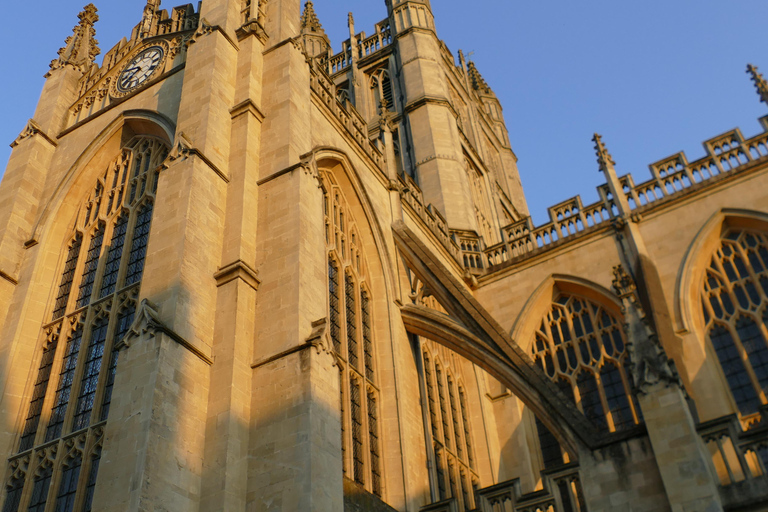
[593,133,616,173]
[301,1,325,34]
[747,64,768,106]
[467,61,493,95]
[50,4,100,73]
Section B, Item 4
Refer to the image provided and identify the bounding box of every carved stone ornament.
[117,299,214,365]
[305,317,339,367]
[612,265,682,394]
[10,119,57,149]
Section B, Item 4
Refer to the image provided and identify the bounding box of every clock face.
[116,46,165,93]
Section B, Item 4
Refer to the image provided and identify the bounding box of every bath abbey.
[2,0,768,510]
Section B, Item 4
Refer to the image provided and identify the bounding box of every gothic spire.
[139,0,162,40]
[593,133,616,173]
[301,1,325,34]
[467,61,493,95]
[747,64,768,106]
[50,4,100,74]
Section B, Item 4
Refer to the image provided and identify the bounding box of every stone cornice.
[188,18,239,52]
[162,132,229,183]
[251,318,336,369]
[10,120,58,149]
[229,99,265,122]
[118,299,214,365]
[214,260,260,291]
[403,95,455,116]
[0,269,18,286]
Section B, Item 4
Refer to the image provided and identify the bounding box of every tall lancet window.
[2,136,168,512]
[700,229,768,418]
[420,345,478,512]
[531,293,642,467]
[323,172,383,497]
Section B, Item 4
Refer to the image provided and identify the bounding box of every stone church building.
[2,0,768,510]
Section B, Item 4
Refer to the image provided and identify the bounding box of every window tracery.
[700,229,768,418]
[323,173,383,497]
[421,345,478,511]
[531,293,642,466]
[2,136,168,512]
[370,69,394,111]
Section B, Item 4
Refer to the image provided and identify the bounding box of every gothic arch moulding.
[30,110,175,246]
[676,208,768,341]
[510,274,622,352]
[312,147,396,297]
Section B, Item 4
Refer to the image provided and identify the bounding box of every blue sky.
[2,0,767,224]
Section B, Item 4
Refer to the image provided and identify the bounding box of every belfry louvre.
[1,1,768,511]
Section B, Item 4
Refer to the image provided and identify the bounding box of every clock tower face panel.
[115,45,166,95]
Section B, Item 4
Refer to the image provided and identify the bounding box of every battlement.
[325,18,393,76]
[479,115,768,272]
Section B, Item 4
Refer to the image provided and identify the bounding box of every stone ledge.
[214,260,260,291]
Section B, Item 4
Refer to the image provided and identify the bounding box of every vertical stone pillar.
[199,13,266,512]
[612,265,723,512]
[95,2,240,509]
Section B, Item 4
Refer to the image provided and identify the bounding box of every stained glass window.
[531,294,640,433]
[700,229,768,416]
[5,136,167,512]
[322,172,382,497]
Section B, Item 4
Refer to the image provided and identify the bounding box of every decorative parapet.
[308,61,386,171]
[483,118,768,271]
[323,18,392,75]
[697,409,768,503]
[398,175,462,263]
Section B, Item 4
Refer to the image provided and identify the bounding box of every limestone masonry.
[1,1,768,511]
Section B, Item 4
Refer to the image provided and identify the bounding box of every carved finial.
[611,265,682,394]
[747,64,768,106]
[139,0,162,40]
[50,4,100,74]
[301,1,325,33]
[593,133,616,172]
[467,61,493,95]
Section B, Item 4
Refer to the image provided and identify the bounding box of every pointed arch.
[510,274,622,351]
[30,110,175,245]
[677,208,768,338]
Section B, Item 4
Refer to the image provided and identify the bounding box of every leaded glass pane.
[124,203,153,286]
[601,364,634,431]
[82,456,100,512]
[99,214,128,298]
[72,320,108,431]
[1,474,24,512]
[52,235,83,320]
[53,456,82,512]
[577,371,607,430]
[367,390,382,496]
[710,325,760,414]
[350,376,364,485]
[46,327,84,442]
[345,274,358,369]
[75,224,105,309]
[19,337,59,452]
[328,260,341,354]
[27,468,52,512]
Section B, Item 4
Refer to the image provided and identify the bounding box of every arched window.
[370,69,394,111]
[3,136,168,512]
[700,229,768,417]
[323,173,383,497]
[531,293,642,466]
[421,346,478,511]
